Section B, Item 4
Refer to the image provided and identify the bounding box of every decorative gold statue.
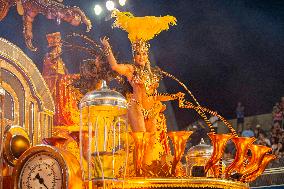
[43,32,81,127]
[43,32,67,76]
[0,0,92,51]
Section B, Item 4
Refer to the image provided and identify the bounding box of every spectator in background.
[273,122,283,133]
[272,102,280,114]
[236,102,245,134]
[276,143,283,158]
[209,115,218,133]
[271,137,283,157]
[271,97,284,129]
[273,106,283,126]
[270,125,278,139]
[280,97,284,111]
[280,131,284,143]
[256,132,271,147]
[271,137,279,152]
[254,124,265,138]
[241,123,254,137]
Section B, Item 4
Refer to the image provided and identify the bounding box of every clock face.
[19,153,63,189]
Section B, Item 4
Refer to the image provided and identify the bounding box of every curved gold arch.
[0,38,55,144]
[2,81,20,125]
[0,38,54,113]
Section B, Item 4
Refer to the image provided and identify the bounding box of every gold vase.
[168,131,193,176]
[241,144,272,179]
[225,137,255,178]
[205,133,232,173]
[130,132,151,176]
[242,154,276,182]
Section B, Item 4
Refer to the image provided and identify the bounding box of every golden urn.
[186,138,213,177]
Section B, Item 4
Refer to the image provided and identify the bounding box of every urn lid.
[186,138,213,158]
[80,81,127,109]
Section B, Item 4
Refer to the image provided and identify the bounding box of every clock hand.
[35,173,48,189]
[42,182,49,189]
[35,173,41,180]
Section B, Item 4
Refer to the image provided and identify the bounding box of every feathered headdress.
[111,10,177,54]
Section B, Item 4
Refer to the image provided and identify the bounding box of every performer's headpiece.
[111,10,177,56]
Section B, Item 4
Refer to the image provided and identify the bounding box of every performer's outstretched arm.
[100,36,133,79]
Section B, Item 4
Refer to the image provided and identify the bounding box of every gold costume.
[111,10,176,174]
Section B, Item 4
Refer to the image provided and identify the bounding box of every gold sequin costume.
[111,10,176,175]
[127,64,168,169]
[130,64,163,119]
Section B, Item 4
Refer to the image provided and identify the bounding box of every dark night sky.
[0,0,283,129]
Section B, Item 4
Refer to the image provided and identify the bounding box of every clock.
[13,145,83,189]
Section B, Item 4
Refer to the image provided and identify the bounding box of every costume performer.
[101,10,182,168]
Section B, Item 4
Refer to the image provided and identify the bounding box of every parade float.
[0,2,275,188]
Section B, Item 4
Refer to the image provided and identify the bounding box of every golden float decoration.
[3,125,30,166]
[3,8,275,189]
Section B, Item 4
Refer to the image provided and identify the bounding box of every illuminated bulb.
[106,0,115,11]
[56,17,61,25]
[119,0,126,6]
[94,5,102,15]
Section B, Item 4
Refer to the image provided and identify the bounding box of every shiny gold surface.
[10,135,30,159]
[241,144,272,179]
[0,38,55,144]
[3,125,30,166]
[225,137,255,178]
[241,154,276,182]
[0,20,274,189]
[205,133,232,173]
[186,139,214,177]
[106,178,249,189]
[168,131,193,176]
[0,38,55,112]
[186,139,213,158]
[130,132,152,176]
[12,145,83,189]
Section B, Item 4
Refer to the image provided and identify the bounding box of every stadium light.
[106,0,115,11]
[119,0,126,6]
[94,4,103,15]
